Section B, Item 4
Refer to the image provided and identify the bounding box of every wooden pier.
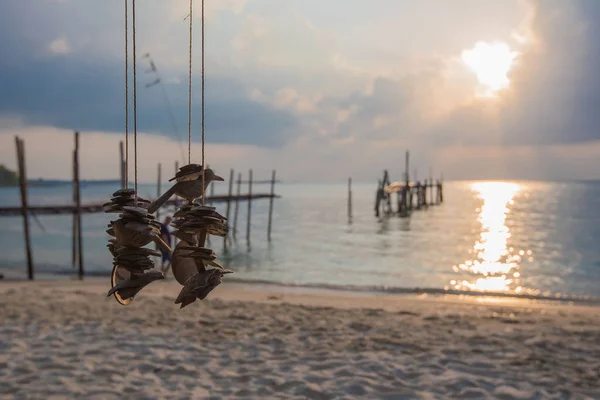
[373,151,444,218]
[5,134,281,280]
[0,194,279,217]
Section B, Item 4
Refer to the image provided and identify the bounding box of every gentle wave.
[31,268,600,306]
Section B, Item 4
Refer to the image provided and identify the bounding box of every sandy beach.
[1,279,600,400]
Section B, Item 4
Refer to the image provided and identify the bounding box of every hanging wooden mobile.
[148,0,233,309]
[105,0,171,305]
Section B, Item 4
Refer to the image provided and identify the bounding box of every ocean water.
[1,180,600,300]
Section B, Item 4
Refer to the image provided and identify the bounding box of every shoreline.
[2,268,600,307]
[3,278,600,312]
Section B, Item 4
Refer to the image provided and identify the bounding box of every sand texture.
[1,280,600,399]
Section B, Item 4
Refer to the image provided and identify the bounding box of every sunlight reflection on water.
[448,181,539,295]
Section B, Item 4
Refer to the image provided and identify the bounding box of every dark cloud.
[0,0,300,147]
[497,0,600,145]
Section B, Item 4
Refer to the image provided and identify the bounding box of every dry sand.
[1,279,600,399]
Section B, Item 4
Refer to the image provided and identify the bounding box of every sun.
[461,41,518,96]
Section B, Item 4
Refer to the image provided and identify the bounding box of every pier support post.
[15,137,34,280]
[156,163,161,220]
[155,163,162,250]
[375,180,382,217]
[72,142,77,268]
[74,131,84,280]
[246,169,253,246]
[268,170,277,240]
[224,169,234,250]
[232,172,241,239]
[174,161,179,206]
[347,177,352,225]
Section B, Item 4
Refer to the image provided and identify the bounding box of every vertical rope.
[201,0,206,206]
[187,0,193,166]
[124,0,129,189]
[132,0,138,205]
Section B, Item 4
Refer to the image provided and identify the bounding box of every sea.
[1,180,600,302]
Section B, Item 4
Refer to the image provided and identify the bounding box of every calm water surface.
[1,180,600,299]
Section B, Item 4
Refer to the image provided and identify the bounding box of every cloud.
[0,52,300,147]
[2,0,600,181]
[48,37,71,55]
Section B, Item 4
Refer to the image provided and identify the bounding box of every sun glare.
[461,41,518,96]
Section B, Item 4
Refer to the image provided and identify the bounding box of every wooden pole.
[267,170,276,240]
[174,161,179,206]
[404,151,410,211]
[74,132,84,280]
[232,172,241,239]
[440,174,444,203]
[119,141,125,188]
[375,179,382,217]
[428,168,433,206]
[430,178,434,205]
[347,177,352,224]
[156,163,161,220]
[206,165,212,246]
[15,137,34,280]
[156,163,162,251]
[246,169,253,246]
[383,170,391,214]
[71,144,77,268]
[224,169,234,250]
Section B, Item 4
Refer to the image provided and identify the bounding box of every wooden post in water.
[15,137,34,280]
[374,179,382,217]
[439,174,444,203]
[156,163,161,221]
[347,177,352,225]
[155,163,162,250]
[410,169,417,209]
[428,168,433,206]
[74,131,84,280]
[401,151,410,215]
[71,143,77,268]
[383,170,391,214]
[174,161,179,206]
[268,170,277,240]
[246,169,253,246]
[422,178,428,208]
[232,172,241,239]
[206,164,212,245]
[224,169,234,250]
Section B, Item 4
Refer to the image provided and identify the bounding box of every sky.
[0,0,599,183]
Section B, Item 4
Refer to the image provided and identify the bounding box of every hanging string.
[132,0,138,205]
[201,0,206,206]
[187,0,193,165]
[124,0,129,189]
